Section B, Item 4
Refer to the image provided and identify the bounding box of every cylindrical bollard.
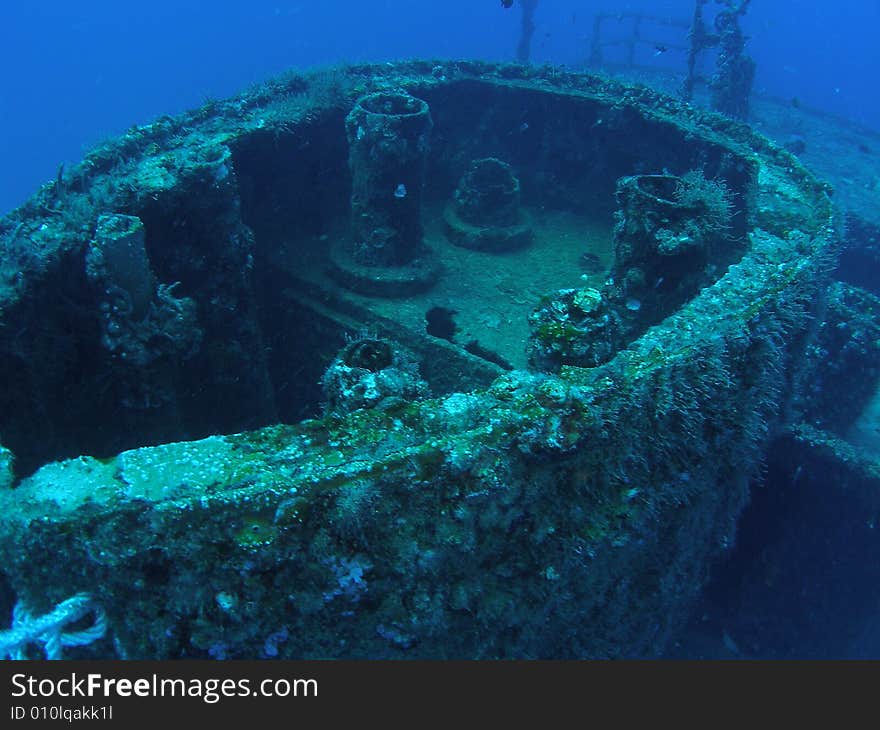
[443,157,533,252]
[345,91,433,267]
[454,157,521,228]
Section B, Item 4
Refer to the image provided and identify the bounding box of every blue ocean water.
[0,0,877,216]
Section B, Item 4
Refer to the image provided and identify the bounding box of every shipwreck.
[0,61,850,658]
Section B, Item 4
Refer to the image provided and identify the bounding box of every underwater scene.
[0,0,878,660]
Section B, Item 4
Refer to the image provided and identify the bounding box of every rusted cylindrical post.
[345,91,433,266]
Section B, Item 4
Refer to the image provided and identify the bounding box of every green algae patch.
[3,457,119,515]
[117,436,255,501]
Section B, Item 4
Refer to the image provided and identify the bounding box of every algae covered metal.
[0,61,835,658]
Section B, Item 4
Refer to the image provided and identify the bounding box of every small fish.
[394,183,407,199]
[578,252,603,275]
[654,44,668,56]
[501,0,514,7]
[722,631,742,656]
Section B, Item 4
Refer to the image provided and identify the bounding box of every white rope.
[0,593,107,660]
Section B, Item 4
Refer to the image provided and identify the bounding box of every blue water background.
[0,0,877,215]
